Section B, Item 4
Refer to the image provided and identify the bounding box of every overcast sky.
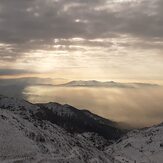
[0,0,163,82]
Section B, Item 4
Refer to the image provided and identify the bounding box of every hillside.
[0,95,162,163]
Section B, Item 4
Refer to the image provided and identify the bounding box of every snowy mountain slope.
[36,102,124,140]
[0,96,120,162]
[82,109,116,126]
[0,95,38,111]
[0,109,114,163]
[0,95,162,163]
[106,123,163,163]
[0,105,114,162]
[56,80,159,88]
[0,96,123,142]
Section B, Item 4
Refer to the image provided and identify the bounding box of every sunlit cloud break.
[0,0,163,82]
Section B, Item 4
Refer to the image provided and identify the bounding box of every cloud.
[0,69,33,75]
[0,0,162,48]
[0,0,163,80]
[24,86,163,128]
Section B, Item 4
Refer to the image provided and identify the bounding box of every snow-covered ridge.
[0,95,38,110]
[56,80,159,88]
[0,95,162,162]
[38,102,77,117]
[0,96,117,162]
[0,95,123,139]
[106,124,163,163]
[36,102,124,140]
[0,109,112,163]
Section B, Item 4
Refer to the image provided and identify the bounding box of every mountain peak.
[0,95,123,140]
[57,80,159,88]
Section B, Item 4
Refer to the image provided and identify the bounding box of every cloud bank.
[0,0,163,80]
[24,86,163,128]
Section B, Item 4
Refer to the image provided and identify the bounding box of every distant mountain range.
[0,95,162,162]
[56,80,159,88]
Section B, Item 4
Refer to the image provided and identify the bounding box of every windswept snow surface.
[106,124,163,163]
[0,95,162,163]
[0,96,112,163]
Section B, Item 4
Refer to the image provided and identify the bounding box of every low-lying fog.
[23,86,163,128]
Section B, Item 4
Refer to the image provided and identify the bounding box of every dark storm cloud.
[0,0,163,60]
[116,0,163,38]
[0,69,33,75]
[0,0,162,41]
[0,0,86,44]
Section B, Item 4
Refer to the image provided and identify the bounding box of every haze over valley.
[0,77,162,128]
